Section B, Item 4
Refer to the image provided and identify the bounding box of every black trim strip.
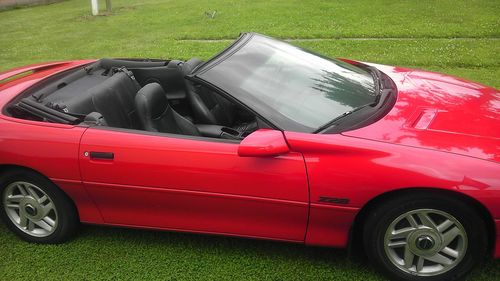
[87,125,242,144]
[193,33,253,75]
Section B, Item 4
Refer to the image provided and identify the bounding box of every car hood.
[343,63,500,162]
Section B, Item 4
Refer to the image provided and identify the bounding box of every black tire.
[363,192,488,281]
[0,169,79,244]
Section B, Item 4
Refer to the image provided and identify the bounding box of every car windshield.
[197,34,377,132]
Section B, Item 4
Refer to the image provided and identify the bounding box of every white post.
[91,0,99,16]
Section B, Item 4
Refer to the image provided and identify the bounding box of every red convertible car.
[0,33,498,281]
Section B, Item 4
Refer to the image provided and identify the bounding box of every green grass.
[0,0,499,87]
[1,223,499,281]
[0,1,499,280]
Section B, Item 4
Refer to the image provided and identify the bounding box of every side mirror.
[238,130,290,157]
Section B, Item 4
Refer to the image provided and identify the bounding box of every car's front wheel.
[0,169,78,243]
[363,193,488,281]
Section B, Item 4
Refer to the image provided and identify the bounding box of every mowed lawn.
[0,0,499,280]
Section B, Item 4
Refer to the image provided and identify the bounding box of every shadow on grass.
[75,223,355,263]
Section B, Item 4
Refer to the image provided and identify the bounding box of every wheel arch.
[0,164,47,179]
[350,187,496,257]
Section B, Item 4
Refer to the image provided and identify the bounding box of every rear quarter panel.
[0,118,101,222]
[0,60,101,222]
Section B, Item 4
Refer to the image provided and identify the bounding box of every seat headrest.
[135,83,168,119]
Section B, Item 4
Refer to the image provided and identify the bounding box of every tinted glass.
[198,35,376,132]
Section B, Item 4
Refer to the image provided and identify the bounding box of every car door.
[79,127,309,241]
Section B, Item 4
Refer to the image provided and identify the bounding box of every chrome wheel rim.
[2,181,58,237]
[384,208,467,277]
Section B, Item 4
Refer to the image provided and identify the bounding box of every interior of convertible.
[7,58,267,140]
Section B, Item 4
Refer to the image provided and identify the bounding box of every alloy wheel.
[3,181,58,237]
[384,208,467,276]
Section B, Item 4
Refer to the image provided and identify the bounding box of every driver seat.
[135,83,201,136]
[180,58,257,132]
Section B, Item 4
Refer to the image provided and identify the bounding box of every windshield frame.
[193,33,393,133]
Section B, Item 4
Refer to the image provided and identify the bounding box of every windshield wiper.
[368,66,383,106]
[314,68,386,133]
[314,103,374,133]
[314,66,388,133]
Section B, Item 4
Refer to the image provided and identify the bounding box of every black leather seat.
[135,83,201,136]
[90,70,142,129]
[180,58,257,132]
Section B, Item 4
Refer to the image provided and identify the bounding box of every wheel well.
[0,164,45,179]
[350,187,496,257]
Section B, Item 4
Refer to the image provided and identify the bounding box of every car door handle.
[89,151,114,160]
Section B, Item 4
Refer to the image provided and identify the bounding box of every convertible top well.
[7,57,259,139]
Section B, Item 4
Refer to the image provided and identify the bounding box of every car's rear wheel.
[0,169,78,243]
[363,193,488,281]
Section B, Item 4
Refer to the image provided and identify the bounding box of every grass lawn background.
[0,0,499,280]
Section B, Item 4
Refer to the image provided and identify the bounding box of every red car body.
[0,60,499,258]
